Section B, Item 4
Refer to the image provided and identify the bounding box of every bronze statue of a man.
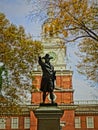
[38,54,56,104]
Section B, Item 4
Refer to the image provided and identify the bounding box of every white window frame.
[0,118,6,129]
[75,117,81,128]
[24,117,30,129]
[11,117,19,129]
[86,116,94,128]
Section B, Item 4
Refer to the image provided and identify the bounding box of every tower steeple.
[47,1,54,19]
[41,1,57,39]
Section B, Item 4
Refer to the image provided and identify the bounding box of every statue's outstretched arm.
[38,56,44,67]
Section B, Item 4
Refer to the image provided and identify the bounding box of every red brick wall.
[5,117,10,130]
[94,115,98,129]
[30,111,37,130]
[56,75,72,89]
[31,91,73,104]
[61,110,75,130]
[32,75,41,89]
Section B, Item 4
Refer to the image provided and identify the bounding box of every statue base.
[34,103,64,130]
[40,102,57,106]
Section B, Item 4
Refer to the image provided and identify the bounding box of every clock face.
[48,51,57,62]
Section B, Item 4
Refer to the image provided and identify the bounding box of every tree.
[0,13,43,107]
[28,0,98,42]
[77,38,98,83]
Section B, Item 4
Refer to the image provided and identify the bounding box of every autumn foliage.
[0,12,43,105]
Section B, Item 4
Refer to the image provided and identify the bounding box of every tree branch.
[64,35,91,43]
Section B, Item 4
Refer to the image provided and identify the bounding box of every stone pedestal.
[34,103,64,130]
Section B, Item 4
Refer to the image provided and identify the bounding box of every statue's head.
[42,54,53,60]
[42,54,53,63]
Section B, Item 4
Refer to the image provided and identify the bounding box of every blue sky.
[0,0,98,100]
[0,0,41,39]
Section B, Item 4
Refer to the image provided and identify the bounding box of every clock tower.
[41,4,66,71]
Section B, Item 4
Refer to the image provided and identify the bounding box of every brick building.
[0,94,98,130]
